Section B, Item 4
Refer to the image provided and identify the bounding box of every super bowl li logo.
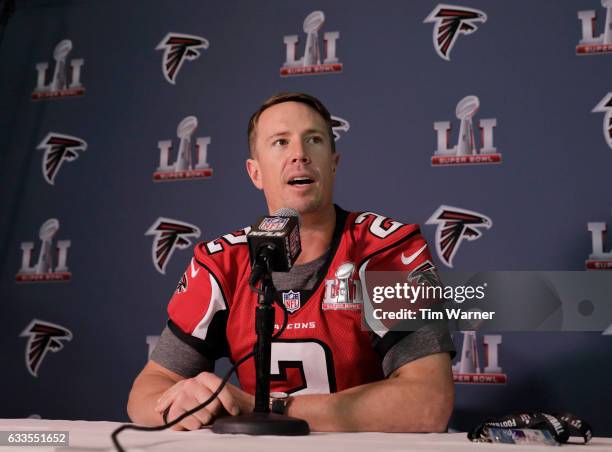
[32,39,85,100]
[146,335,160,359]
[432,95,501,166]
[453,331,507,384]
[322,262,363,311]
[592,93,612,150]
[16,219,71,282]
[576,0,612,55]
[153,116,213,181]
[281,10,342,77]
[586,210,612,270]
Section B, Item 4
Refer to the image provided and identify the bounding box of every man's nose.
[289,141,310,164]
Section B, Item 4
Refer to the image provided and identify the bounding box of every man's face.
[246,101,340,215]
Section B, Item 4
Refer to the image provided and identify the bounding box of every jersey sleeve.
[381,322,456,377]
[150,325,215,378]
[165,232,249,362]
[351,213,455,365]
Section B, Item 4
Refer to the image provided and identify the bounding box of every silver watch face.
[270,391,289,400]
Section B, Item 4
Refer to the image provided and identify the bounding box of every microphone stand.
[212,271,309,435]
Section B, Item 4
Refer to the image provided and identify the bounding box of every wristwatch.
[269,391,292,415]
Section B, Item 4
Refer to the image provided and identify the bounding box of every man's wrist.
[269,392,292,415]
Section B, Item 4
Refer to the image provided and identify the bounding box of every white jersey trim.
[192,273,227,340]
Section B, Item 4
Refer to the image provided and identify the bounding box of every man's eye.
[273,139,288,146]
[307,135,323,144]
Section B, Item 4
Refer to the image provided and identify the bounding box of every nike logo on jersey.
[190,258,200,278]
[401,244,428,266]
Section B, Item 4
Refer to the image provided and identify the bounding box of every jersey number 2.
[270,341,335,395]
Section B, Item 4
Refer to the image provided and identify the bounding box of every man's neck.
[294,204,337,265]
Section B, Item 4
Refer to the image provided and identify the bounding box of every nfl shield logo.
[282,290,301,313]
[259,217,289,231]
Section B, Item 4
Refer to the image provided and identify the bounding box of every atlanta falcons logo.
[20,319,72,377]
[331,116,350,141]
[156,32,209,84]
[37,133,87,185]
[592,93,612,150]
[426,205,492,268]
[176,272,188,293]
[145,217,201,274]
[424,4,487,61]
[409,262,441,289]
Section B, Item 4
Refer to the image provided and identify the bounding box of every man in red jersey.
[128,93,455,432]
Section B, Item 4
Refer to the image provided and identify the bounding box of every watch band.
[271,398,288,415]
[269,391,291,415]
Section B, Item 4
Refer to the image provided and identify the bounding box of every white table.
[1,419,610,452]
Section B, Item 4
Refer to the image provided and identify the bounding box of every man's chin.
[282,198,322,216]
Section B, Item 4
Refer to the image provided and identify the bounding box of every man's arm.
[143,351,453,432]
[128,360,251,430]
[127,361,183,426]
[287,352,454,432]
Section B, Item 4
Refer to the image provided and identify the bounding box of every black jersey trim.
[371,324,413,358]
[167,317,229,361]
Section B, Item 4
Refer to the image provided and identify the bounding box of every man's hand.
[154,372,254,430]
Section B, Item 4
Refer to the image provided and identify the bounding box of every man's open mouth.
[288,177,314,186]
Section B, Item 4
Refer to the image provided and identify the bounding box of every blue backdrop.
[0,0,610,435]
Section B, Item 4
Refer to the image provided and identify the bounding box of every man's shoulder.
[343,209,422,250]
[192,226,251,272]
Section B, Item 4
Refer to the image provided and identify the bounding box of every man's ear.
[332,152,341,174]
[246,158,263,190]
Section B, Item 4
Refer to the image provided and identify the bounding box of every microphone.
[212,207,310,436]
[247,207,301,287]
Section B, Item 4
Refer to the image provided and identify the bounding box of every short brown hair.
[247,92,336,156]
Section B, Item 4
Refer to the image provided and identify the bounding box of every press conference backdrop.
[0,0,611,435]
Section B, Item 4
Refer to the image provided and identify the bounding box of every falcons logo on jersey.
[145,217,201,274]
[424,4,487,61]
[156,33,209,84]
[592,93,612,150]
[408,261,440,287]
[176,271,188,293]
[36,133,87,185]
[20,319,72,377]
[426,205,492,268]
[331,116,350,141]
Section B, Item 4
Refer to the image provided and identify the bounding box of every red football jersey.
[167,207,436,395]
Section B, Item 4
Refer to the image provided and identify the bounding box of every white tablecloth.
[0,419,610,452]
